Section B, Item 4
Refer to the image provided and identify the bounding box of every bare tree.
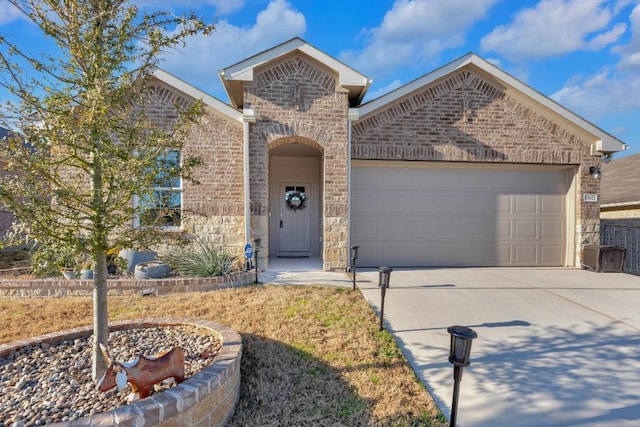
[0,0,213,379]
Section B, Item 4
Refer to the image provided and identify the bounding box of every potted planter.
[62,269,75,280]
[119,249,157,275]
[134,260,171,279]
[80,269,94,280]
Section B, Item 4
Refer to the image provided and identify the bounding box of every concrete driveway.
[354,268,640,427]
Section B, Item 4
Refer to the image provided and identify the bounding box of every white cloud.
[550,3,640,119]
[615,3,640,70]
[0,3,23,25]
[552,68,640,117]
[481,0,628,59]
[339,0,499,78]
[159,0,305,97]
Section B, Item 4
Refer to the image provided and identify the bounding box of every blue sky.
[1,0,639,156]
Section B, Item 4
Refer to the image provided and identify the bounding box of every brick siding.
[352,69,600,265]
[244,56,350,270]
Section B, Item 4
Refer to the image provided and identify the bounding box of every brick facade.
[1,40,620,270]
[352,69,601,265]
[147,82,246,259]
[244,56,350,270]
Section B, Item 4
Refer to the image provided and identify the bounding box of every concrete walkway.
[261,260,640,426]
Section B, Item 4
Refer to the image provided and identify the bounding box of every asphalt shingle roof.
[600,153,640,205]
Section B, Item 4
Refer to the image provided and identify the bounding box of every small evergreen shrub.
[160,241,238,277]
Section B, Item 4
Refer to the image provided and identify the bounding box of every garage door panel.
[515,195,541,214]
[515,220,538,239]
[352,163,569,267]
[541,220,563,238]
[541,195,564,214]
[380,193,405,213]
[541,245,564,264]
[514,245,538,264]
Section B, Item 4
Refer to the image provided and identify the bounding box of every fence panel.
[601,221,640,274]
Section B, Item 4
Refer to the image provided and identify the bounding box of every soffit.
[219,37,371,108]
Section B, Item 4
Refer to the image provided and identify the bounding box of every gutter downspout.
[243,108,256,246]
[347,108,359,264]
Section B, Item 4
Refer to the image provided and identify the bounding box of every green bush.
[30,243,77,278]
[160,241,238,277]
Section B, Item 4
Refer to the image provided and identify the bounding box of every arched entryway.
[268,140,324,260]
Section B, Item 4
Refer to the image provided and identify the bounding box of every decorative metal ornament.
[285,190,307,212]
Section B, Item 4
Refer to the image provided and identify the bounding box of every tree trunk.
[92,252,109,380]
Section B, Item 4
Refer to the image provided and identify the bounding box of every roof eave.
[220,37,370,109]
[152,69,242,122]
[357,53,627,154]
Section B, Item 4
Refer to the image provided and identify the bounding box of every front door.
[278,183,311,256]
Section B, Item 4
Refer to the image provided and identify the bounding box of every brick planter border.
[0,271,256,298]
[0,318,242,427]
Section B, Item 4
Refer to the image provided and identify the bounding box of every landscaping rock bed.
[0,319,242,426]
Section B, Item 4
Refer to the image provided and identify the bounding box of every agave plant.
[160,240,238,277]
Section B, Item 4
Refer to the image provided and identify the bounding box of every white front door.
[278,183,311,256]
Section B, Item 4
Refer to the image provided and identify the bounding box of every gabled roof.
[219,37,371,109]
[359,53,627,156]
[601,153,640,207]
[152,69,242,123]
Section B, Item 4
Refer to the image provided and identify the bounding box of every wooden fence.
[600,220,640,274]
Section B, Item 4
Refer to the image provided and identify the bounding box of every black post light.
[378,267,392,331]
[350,245,360,290]
[447,325,478,427]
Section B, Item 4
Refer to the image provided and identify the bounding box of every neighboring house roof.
[601,153,640,207]
[0,126,9,140]
[359,52,627,156]
[151,69,243,123]
[219,37,372,109]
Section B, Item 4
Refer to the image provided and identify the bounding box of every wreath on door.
[285,190,307,212]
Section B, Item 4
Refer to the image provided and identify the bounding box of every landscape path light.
[378,267,392,331]
[253,238,261,284]
[447,325,478,427]
[350,245,359,290]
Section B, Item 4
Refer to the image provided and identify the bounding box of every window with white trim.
[138,150,182,228]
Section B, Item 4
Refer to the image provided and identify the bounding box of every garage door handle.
[280,220,283,228]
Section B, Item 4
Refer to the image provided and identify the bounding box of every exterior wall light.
[447,325,478,427]
[378,267,392,331]
[589,166,602,180]
[350,245,359,290]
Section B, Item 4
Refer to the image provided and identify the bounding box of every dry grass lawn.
[0,285,448,426]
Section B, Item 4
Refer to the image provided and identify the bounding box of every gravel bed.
[0,326,222,427]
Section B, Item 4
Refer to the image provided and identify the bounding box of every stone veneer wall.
[244,56,350,271]
[352,69,600,266]
[0,271,255,298]
[0,318,242,427]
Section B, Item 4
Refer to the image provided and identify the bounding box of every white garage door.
[351,162,572,267]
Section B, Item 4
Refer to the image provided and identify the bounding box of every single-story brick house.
[150,38,629,270]
[3,38,629,270]
[600,153,640,220]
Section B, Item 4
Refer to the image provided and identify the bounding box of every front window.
[138,150,182,228]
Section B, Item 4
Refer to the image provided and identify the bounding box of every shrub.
[160,241,238,277]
